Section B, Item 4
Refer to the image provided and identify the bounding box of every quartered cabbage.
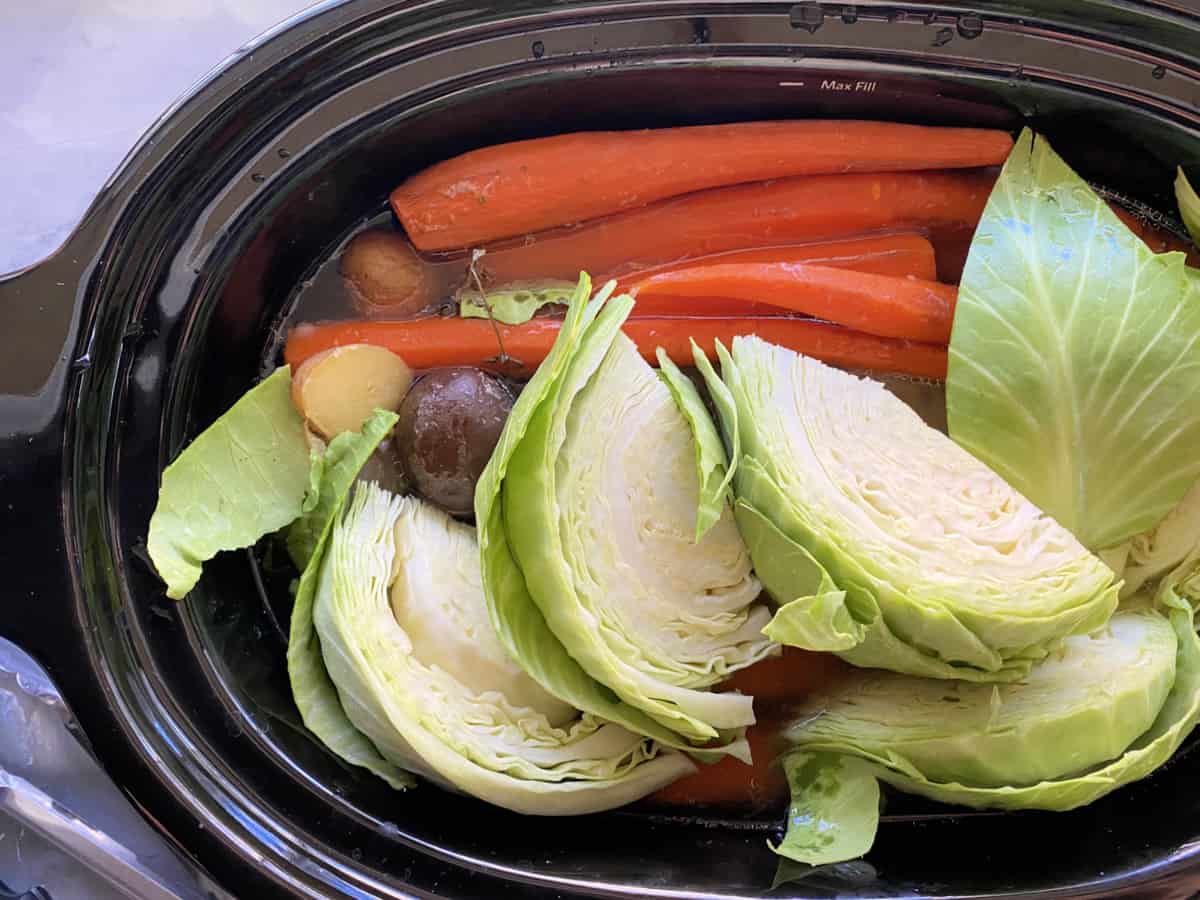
[478,275,775,756]
[696,337,1119,681]
[295,473,693,813]
[776,578,1200,866]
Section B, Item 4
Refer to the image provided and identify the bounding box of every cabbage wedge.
[478,274,775,755]
[775,579,1200,864]
[304,481,693,813]
[697,337,1118,681]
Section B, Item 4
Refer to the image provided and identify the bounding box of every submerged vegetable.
[697,336,1118,681]
[305,482,694,812]
[477,274,774,757]
[148,367,311,599]
[947,130,1200,551]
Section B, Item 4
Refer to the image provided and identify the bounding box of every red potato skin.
[392,121,1013,251]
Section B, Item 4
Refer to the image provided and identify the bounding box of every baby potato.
[292,344,413,439]
[341,229,436,318]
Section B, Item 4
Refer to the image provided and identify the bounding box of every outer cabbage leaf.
[656,348,731,541]
[702,334,1117,680]
[286,409,414,790]
[771,752,880,867]
[503,292,774,745]
[475,275,750,762]
[1177,168,1200,248]
[148,367,310,599]
[947,129,1200,550]
[313,483,694,813]
[459,283,575,325]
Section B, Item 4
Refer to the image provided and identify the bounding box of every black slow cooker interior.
[5,2,1200,897]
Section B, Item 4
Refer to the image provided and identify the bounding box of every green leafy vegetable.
[772,752,880,867]
[286,409,414,790]
[655,348,732,541]
[1176,168,1200,248]
[310,483,694,813]
[147,367,310,599]
[477,274,771,758]
[1123,482,1200,598]
[698,334,1118,681]
[776,592,1200,862]
[947,129,1200,550]
[459,283,576,325]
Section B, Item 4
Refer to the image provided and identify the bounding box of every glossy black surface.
[2,1,1200,897]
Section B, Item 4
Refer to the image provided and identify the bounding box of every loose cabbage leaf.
[148,367,310,599]
[701,334,1117,681]
[286,409,414,790]
[947,129,1200,550]
[1177,168,1200,247]
[772,752,880,867]
[312,483,694,813]
[459,283,575,325]
[656,348,731,541]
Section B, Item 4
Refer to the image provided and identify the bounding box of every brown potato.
[340,229,436,317]
[292,344,413,440]
[396,368,514,517]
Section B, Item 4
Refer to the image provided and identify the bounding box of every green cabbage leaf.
[147,367,311,599]
[947,129,1200,550]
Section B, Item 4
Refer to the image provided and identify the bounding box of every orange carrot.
[393,121,1014,251]
[716,648,851,707]
[284,316,948,380]
[631,263,957,343]
[649,717,787,810]
[610,233,938,292]
[474,172,995,286]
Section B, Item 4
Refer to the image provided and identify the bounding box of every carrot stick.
[631,263,957,343]
[474,171,995,286]
[717,647,850,706]
[393,121,1014,251]
[610,232,938,292]
[284,316,948,380]
[648,716,786,810]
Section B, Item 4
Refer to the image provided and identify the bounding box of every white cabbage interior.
[313,484,692,814]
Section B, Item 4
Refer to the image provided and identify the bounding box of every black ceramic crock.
[2,1,1200,897]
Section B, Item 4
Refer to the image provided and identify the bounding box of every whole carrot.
[631,263,958,343]
[392,121,1013,251]
[341,230,939,319]
[476,171,995,286]
[610,232,938,291]
[284,316,947,380]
